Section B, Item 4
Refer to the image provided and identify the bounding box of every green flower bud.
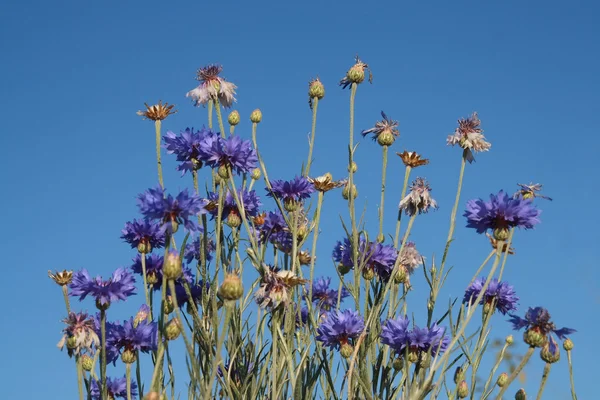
[454,366,466,384]
[225,212,242,228]
[515,388,527,400]
[284,198,300,212]
[147,272,158,285]
[250,109,262,123]
[505,335,514,345]
[338,263,352,275]
[362,267,375,281]
[66,336,77,350]
[163,252,182,280]
[251,168,261,180]
[524,328,547,348]
[342,183,358,200]
[308,78,325,100]
[95,299,110,311]
[218,274,244,301]
[407,349,419,364]
[218,164,230,180]
[563,338,574,351]
[377,130,396,146]
[457,381,469,398]
[418,353,431,369]
[496,372,508,387]
[164,319,181,341]
[347,64,365,84]
[540,340,560,364]
[137,241,152,254]
[392,357,403,371]
[347,161,358,173]
[163,296,174,314]
[228,110,240,126]
[121,348,136,364]
[393,265,408,285]
[81,354,93,371]
[340,343,354,359]
[493,227,510,241]
[191,158,202,171]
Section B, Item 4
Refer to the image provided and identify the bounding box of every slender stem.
[76,356,84,400]
[135,355,143,400]
[304,97,319,176]
[149,344,165,393]
[495,347,535,399]
[155,120,164,189]
[308,191,324,301]
[567,350,578,400]
[214,97,226,138]
[208,100,213,130]
[126,363,132,400]
[536,363,552,400]
[378,145,389,241]
[481,342,509,399]
[348,83,360,318]
[440,152,467,274]
[140,254,151,318]
[100,309,108,400]
[230,124,235,135]
[393,166,411,248]
[204,302,233,398]
[62,285,71,314]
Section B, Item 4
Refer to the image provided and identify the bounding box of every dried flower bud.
[563,338,574,351]
[250,109,262,123]
[218,274,244,301]
[515,388,527,400]
[228,110,240,126]
[81,354,93,371]
[251,168,261,180]
[48,270,74,286]
[163,252,182,280]
[340,343,354,359]
[121,348,136,364]
[137,101,177,121]
[164,319,181,341]
[457,381,469,398]
[298,250,312,265]
[342,183,358,200]
[397,151,429,168]
[163,296,174,314]
[496,372,508,387]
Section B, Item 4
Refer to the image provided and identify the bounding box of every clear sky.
[1,0,598,398]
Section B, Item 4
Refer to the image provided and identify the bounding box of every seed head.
[137,101,177,121]
[48,270,73,286]
[397,151,429,168]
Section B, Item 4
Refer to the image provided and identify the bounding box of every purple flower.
[120,219,165,252]
[109,317,158,356]
[332,238,355,268]
[315,309,365,349]
[381,316,450,357]
[130,253,164,290]
[57,312,99,357]
[90,376,137,399]
[361,111,400,145]
[184,236,215,265]
[464,190,541,234]
[509,307,576,347]
[463,277,519,315]
[198,135,257,175]
[70,268,136,307]
[218,358,255,383]
[163,127,216,174]
[207,188,262,219]
[92,314,121,364]
[380,316,410,353]
[167,277,208,308]
[137,186,207,234]
[332,237,398,281]
[310,277,350,310]
[267,176,315,206]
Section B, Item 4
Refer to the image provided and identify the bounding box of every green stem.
[214,97,226,138]
[76,356,84,400]
[495,347,535,399]
[62,285,71,314]
[378,145,389,242]
[440,152,467,274]
[567,350,578,400]
[230,124,235,135]
[308,191,324,301]
[149,344,165,393]
[126,363,132,400]
[155,120,164,189]
[100,309,108,400]
[208,100,213,130]
[481,342,510,399]
[205,302,233,398]
[536,363,552,400]
[393,166,412,248]
[140,254,151,320]
[348,83,359,314]
[304,97,319,176]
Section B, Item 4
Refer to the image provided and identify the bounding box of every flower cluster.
[198,134,257,176]
[90,376,138,399]
[120,219,165,254]
[207,188,262,227]
[316,309,365,357]
[381,316,450,361]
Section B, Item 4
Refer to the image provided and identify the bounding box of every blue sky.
[1,0,598,398]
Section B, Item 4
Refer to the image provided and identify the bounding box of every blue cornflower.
[92,315,121,364]
[90,376,137,399]
[464,190,541,239]
[109,317,158,361]
[380,316,410,353]
[332,237,398,281]
[184,236,215,265]
[163,127,216,174]
[70,268,136,308]
[310,277,349,310]
[509,306,576,348]
[120,219,165,253]
[381,316,450,360]
[137,186,207,234]
[316,309,365,354]
[463,277,519,315]
[207,188,262,220]
[361,111,399,146]
[267,176,314,211]
[130,253,164,290]
[198,134,257,175]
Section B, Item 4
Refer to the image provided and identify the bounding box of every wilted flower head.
[513,183,553,201]
[186,64,237,108]
[198,135,258,175]
[48,269,73,286]
[120,219,165,253]
[399,178,438,216]
[254,266,307,309]
[70,268,136,308]
[316,309,365,349]
[137,186,207,234]
[57,312,99,357]
[90,376,137,399]
[307,173,347,193]
[184,236,215,265]
[397,151,429,168]
[464,190,541,239]
[267,176,315,210]
[163,127,216,174]
[509,307,576,348]
[398,242,423,275]
[339,55,373,89]
[446,112,490,163]
[361,111,399,146]
[463,277,519,315]
[136,101,177,121]
[309,277,350,310]
[381,316,450,358]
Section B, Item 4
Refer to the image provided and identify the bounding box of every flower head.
[70,268,136,308]
[397,151,429,168]
[48,269,73,286]
[186,64,237,108]
[514,183,553,201]
[464,190,541,237]
[137,101,177,121]
[399,178,438,216]
[57,312,99,357]
[361,111,399,146]
[316,309,365,349]
[398,242,423,275]
[307,173,347,193]
[163,127,216,174]
[381,316,450,358]
[120,219,166,253]
[137,186,207,234]
[463,277,519,315]
[308,77,325,109]
[184,236,215,265]
[310,277,350,310]
[90,376,137,399]
[267,176,315,210]
[339,55,373,89]
[207,188,262,220]
[198,135,258,175]
[255,266,307,309]
[509,307,576,347]
[109,317,158,359]
[446,112,490,163]
[130,253,165,289]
